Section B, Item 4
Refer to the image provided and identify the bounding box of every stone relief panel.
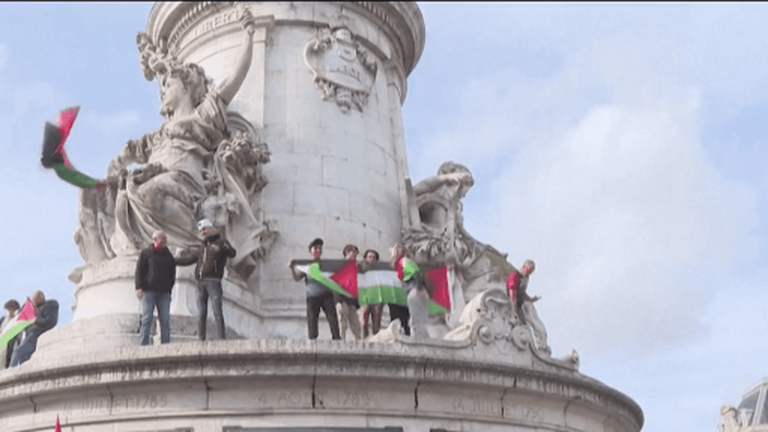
[72,8,276,282]
[304,27,378,113]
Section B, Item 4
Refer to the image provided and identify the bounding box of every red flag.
[426,265,450,314]
[329,260,358,298]
[17,298,36,322]
[55,415,61,432]
[0,298,37,347]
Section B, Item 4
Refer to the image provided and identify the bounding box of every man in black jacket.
[176,219,236,340]
[135,230,176,346]
[9,291,59,366]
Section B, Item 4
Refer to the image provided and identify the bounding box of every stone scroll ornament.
[304,27,377,113]
[72,7,276,281]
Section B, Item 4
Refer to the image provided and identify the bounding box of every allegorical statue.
[403,161,549,350]
[403,162,513,309]
[73,7,276,281]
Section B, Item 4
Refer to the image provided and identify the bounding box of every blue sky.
[2,3,768,432]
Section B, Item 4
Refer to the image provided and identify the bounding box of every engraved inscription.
[193,10,239,38]
[318,390,371,407]
[503,404,544,421]
[277,391,303,405]
[112,394,168,412]
[62,394,169,415]
[451,397,499,415]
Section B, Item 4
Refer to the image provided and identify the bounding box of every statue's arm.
[413,171,471,196]
[108,133,154,178]
[217,9,256,105]
[412,175,447,195]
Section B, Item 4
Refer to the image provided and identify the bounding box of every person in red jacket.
[506,259,539,325]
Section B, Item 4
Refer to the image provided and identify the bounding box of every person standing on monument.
[289,238,341,340]
[1,299,20,368]
[506,259,549,352]
[335,244,362,341]
[135,230,176,346]
[9,291,59,367]
[391,245,429,339]
[506,259,539,325]
[176,219,236,341]
[360,249,384,338]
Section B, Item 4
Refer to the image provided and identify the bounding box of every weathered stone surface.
[0,340,642,432]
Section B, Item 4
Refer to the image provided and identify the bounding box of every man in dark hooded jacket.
[176,219,236,340]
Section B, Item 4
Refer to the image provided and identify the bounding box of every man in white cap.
[176,219,236,340]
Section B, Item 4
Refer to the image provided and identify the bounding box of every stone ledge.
[0,339,643,431]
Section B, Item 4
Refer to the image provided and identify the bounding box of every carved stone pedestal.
[0,324,642,432]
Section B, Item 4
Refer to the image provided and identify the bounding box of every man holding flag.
[335,244,362,341]
[289,238,341,340]
[391,245,430,340]
[9,291,58,367]
[1,299,21,368]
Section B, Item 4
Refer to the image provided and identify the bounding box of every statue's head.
[438,161,475,197]
[161,63,209,107]
[136,32,209,113]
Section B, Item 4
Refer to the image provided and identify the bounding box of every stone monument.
[0,2,644,432]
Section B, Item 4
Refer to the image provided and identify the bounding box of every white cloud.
[408,7,761,357]
[483,82,758,356]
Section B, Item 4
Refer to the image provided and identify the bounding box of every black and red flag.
[40,106,106,189]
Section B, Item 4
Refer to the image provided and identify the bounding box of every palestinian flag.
[40,106,106,189]
[425,265,450,314]
[358,262,408,306]
[294,259,356,298]
[293,259,450,313]
[397,257,451,315]
[395,256,420,282]
[0,298,37,347]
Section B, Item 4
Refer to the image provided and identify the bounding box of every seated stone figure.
[403,162,514,315]
[73,8,276,281]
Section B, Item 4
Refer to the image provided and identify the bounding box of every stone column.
[144,2,426,339]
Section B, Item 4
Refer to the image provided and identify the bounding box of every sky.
[1,3,768,432]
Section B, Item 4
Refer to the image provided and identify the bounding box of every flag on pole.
[40,106,106,189]
[0,298,37,347]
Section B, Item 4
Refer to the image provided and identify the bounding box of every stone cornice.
[146,1,426,76]
[0,340,643,429]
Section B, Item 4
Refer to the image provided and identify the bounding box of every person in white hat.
[176,219,236,340]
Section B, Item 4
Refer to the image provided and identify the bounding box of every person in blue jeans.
[8,291,58,366]
[176,219,236,340]
[135,230,176,346]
